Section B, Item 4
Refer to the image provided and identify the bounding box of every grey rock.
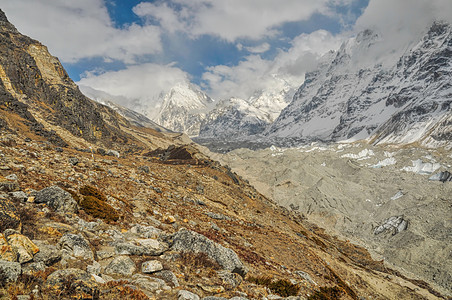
[171,228,247,276]
[114,239,166,256]
[429,171,452,182]
[131,274,167,292]
[229,297,249,300]
[0,259,21,282]
[9,191,28,202]
[201,297,227,300]
[217,270,242,288]
[32,240,61,266]
[59,233,93,260]
[22,261,46,274]
[87,261,101,275]
[45,268,92,290]
[153,270,179,287]
[68,157,79,166]
[34,186,78,213]
[104,255,136,276]
[374,216,408,235]
[178,290,200,300]
[294,271,316,285]
[106,150,120,158]
[5,174,18,181]
[141,260,163,273]
[0,180,19,192]
[15,295,30,300]
[206,212,230,220]
[129,224,162,238]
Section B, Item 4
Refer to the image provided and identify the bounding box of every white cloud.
[354,0,452,62]
[77,63,190,116]
[202,30,343,100]
[134,0,334,41]
[0,0,162,63]
[244,43,271,54]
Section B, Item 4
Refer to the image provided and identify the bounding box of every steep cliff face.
[266,22,452,148]
[0,9,133,148]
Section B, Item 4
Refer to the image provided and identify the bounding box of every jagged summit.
[265,22,452,149]
[152,82,214,137]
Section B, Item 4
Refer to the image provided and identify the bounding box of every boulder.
[171,228,247,276]
[104,255,136,276]
[34,186,78,213]
[45,268,96,294]
[141,260,163,274]
[131,274,167,292]
[129,224,162,238]
[0,233,16,261]
[178,290,200,300]
[32,240,61,266]
[59,233,93,260]
[0,259,21,282]
[6,233,39,263]
[429,171,452,182]
[153,270,180,287]
[0,197,21,231]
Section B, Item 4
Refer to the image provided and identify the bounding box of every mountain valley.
[0,7,450,300]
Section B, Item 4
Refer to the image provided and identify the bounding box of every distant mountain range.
[81,21,451,150]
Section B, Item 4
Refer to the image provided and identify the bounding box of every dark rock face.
[0,9,131,147]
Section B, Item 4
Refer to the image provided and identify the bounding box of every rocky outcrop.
[171,228,247,276]
[266,22,452,149]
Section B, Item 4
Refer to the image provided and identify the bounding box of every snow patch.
[401,159,441,175]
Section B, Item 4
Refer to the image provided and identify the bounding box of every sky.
[0,0,451,110]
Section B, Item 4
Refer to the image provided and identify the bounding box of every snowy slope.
[266,22,452,148]
[153,83,214,137]
[79,85,171,133]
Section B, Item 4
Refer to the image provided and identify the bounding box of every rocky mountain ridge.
[265,21,452,149]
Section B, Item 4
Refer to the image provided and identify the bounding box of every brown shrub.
[79,185,107,202]
[79,196,119,222]
[247,275,300,297]
[308,286,344,300]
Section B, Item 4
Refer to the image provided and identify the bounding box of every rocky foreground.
[0,132,447,300]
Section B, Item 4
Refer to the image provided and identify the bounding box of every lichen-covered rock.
[34,186,78,213]
[0,196,21,231]
[171,228,247,276]
[32,240,61,266]
[0,259,21,282]
[0,233,16,261]
[45,268,96,293]
[59,233,93,260]
[6,233,39,263]
[104,255,136,276]
[131,274,167,292]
